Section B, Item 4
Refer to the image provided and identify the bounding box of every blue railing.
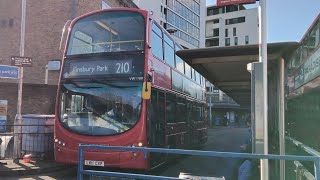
[77,145,320,180]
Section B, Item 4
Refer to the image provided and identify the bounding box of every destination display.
[63,60,133,78]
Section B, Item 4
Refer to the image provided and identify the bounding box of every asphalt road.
[156,127,250,179]
[3,126,250,180]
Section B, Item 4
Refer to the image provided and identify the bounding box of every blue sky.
[206,0,320,42]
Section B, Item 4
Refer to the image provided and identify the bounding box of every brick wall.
[0,83,57,125]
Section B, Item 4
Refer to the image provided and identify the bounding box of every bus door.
[150,89,166,167]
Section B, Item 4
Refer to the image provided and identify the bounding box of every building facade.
[205,5,258,47]
[133,0,206,49]
[0,0,137,125]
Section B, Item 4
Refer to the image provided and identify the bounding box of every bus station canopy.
[177,42,299,108]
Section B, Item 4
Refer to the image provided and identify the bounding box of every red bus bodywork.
[54,8,207,170]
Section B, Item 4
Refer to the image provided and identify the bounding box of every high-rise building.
[205,4,258,47]
[133,0,206,49]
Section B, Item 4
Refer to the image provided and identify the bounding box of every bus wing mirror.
[142,82,151,100]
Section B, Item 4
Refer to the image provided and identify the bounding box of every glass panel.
[60,81,142,136]
[175,45,185,73]
[166,94,176,123]
[67,11,145,55]
[152,24,164,60]
[164,43,175,67]
[225,38,230,46]
[176,96,186,122]
[185,62,192,79]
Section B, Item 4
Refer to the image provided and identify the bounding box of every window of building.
[205,38,219,47]
[213,19,219,24]
[233,28,236,36]
[207,7,219,16]
[245,35,249,45]
[101,0,110,9]
[225,17,245,25]
[226,5,239,13]
[234,37,238,45]
[151,23,164,60]
[225,38,230,46]
[225,29,228,37]
[213,28,219,37]
[164,33,175,67]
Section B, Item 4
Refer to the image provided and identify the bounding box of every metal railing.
[286,136,320,180]
[77,145,320,180]
[0,124,54,160]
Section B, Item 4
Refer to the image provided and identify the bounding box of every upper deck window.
[67,11,145,55]
[151,23,164,60]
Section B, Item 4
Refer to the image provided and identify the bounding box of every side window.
[164,34,175,67]
[151,23,163,60]
[196,72,201,84]
[166,93,176,123]
[193,103,202,122]
[175,44,184,74]
[186,100,193,122]
[158,91,165,122]
[176,96,186,122]
[185,63,192,79]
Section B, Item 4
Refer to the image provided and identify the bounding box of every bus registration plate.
[84,160,104,167]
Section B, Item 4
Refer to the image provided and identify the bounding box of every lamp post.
[14,0,26,160]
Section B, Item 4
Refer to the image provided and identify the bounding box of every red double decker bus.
[54,8,207,170]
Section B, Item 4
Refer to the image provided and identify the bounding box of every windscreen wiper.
[90,79,139,89]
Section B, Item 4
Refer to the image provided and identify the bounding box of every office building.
[205,4,258,47]
[133,0,206,49]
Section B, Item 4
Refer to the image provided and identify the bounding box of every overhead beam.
[190,54,281,65]
[191,55,258,64]
[216,81,251,86]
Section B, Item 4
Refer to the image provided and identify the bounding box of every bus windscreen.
[67,11,145,55]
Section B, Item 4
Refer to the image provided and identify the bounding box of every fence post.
[77,145,84,180]
[314,157,320,180]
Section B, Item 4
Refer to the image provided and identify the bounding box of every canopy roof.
[177,42,299,107]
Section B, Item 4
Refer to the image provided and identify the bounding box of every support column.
[279,58,285,180]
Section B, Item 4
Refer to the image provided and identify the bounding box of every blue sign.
[0,120,6,132]
[0,65,19,79]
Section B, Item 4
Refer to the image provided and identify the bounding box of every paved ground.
[157,127,250,179]
[0,126,250,180]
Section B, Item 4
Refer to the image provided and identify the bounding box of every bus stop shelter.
[177,42,299,179]
[176,42,298,108]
